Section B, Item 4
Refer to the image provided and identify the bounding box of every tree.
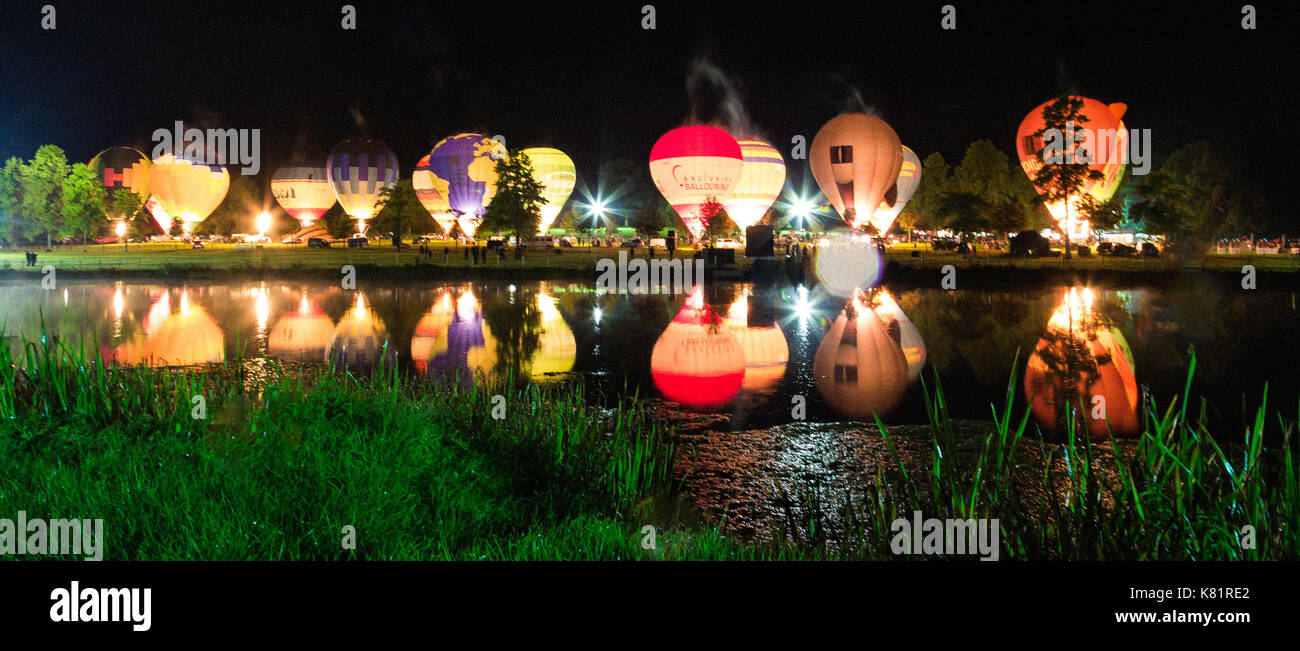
[935,191,989,235]
[480,151,547,242]
[697,196,727,242]
[954,140,1015,202]
[552,206,581,233]
[901,152,951,234]
[1030,95,1105,260]
[0,157,25,248]
[20,145,70,249]
[110,189,151,241]
[62,163,106,251]
[1132,141,1256,261]
[371,180,426,248]
[985,199,1028,236]
[632,201,668,238]
[320,204,357,240]
[1076,194,1126,233]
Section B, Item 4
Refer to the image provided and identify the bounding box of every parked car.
[714,238,743,249]
[931,237,959,251]
[528,235,558,248]
[347,236,369,247]
[1008,231,1051,257]
[621,238,644,248]
[307,237,331,248]
[191,241,206,249]
[1140,242,1160,257]
[485,237,508,252]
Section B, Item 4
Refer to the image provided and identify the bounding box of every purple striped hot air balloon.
[326,138,400,235]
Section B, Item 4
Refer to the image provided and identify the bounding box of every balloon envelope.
[326,138,400,227]
[809,113,903,232]
[649,126,744,240]
[650,292,745,410]
[428,134,509,237]
[89,147,151,219]
[148,154,229,230]
[271,164,336,228]
[412,154,456,234]
[871,145,921,236]
[723,139,786,231]
[521,147,576,232]
[1015,96,1128,228]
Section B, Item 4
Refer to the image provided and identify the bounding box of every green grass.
[1,332,1295,560]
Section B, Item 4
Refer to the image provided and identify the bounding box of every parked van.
[528,235,558,248]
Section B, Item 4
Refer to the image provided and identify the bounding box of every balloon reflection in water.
[1024,287,1139,439]
[110,291,225,366]
[813,291,909,420]
[268,295,335,363]
[651,291,745,410]
[872,290,927,382]
[724,292,789,393]
[327,293,393,371]
[528,294,576,381]
[411,289,497,383]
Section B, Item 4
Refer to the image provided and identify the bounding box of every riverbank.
[2,337,1294,560]
[4,241,1300,288]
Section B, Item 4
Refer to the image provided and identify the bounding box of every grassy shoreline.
[3,242,1300,288]
[1,332,1296,560]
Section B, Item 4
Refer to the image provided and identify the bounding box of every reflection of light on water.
[593,306,602,324]
[254,287,270,334]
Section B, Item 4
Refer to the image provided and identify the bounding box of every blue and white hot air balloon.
[326,138,400,235]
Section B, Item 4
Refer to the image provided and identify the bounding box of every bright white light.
[592,306,603,324]
[115,221,127,238]
[256,211,272,236]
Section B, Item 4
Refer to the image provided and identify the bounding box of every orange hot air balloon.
[110,291,225,366]
[723,139,786,230]
[412,154,457,235]
[649,126,744,240]
[650,291,746,410]
[1023,288,1139,439]
[1015,97,1128,236]
[813,292,909,419]
[871,146,921,237]
[810,113,903,232]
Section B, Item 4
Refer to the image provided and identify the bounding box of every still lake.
[1,277,1295,438]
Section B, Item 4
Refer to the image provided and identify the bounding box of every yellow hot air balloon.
[871,146,921,237]
[810,113,903,233]
[521,148,576,232]
[413,155,457,235]
[110,291,225,366]
[724,292,789,393]
[148,154,230,233]
[327,293,391,371]
[723,140,786,230]
[529,293,576,380]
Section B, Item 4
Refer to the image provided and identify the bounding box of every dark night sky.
[0,1,1295,204]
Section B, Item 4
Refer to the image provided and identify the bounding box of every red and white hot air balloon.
[809,113,903,233]
[649,126,744,240]
[723,139,786,231]
[1015,96,1128,239]
[650,289,745,410]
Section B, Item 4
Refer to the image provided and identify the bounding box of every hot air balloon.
[110,291,225,366]
[1015,97,1128,239]
[271,164,336,229]
[428,134,509,238]
[809,113,903,233]
[528,293,577,381]
[871,146,921,237]
[147,154,230,233]
[88,147,151,220]
[268,295,335,363]
[722,139,786,231]
[872,289,926,382]
[327,293,392,371]
[412,154,457,235]
[813,292,909,419]
[649,126,744,240]
[411,290,457,374]
[724,292,789,393]
[1024,287,1138,439]
[415,289,498,383]
[521,147,576,232]
[326,138,400,235]
[650,290,746,410]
